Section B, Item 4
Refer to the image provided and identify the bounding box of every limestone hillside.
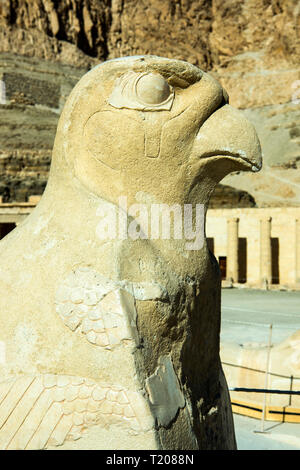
[0,0,299,206]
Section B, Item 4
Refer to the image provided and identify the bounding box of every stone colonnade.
[259,217,272,288]
[225,216,300,286]
[225,216,273,287]
[226,217,239,283]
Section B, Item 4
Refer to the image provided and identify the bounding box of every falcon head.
[53,56,262,206]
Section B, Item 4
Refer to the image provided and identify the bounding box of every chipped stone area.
[55,267,168,348]
[119,280,168,302]
[145,355,185,427]
[0,374,154,450]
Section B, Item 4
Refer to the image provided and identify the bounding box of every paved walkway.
[221,288,300,345]
[234,414,300,450]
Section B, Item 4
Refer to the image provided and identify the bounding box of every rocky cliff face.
[0,53,87,201]
[1,1,299,72]
[0,0,299,206]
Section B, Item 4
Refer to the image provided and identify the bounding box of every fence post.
[261,324,273,432]
[289,375,294,407]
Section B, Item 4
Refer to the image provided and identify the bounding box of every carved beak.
[192,104,262,175]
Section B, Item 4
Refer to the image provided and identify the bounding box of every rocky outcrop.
[0,52,259,206]
[0,53,87,201]
[208,185,256,209]
[0,1,299,73]
[223,101,300,207]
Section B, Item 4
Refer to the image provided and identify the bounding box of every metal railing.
[226,324,300,431]
[229,388,300,395]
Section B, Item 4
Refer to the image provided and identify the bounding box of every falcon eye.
[108,71,174,111]
[135,73,171,105]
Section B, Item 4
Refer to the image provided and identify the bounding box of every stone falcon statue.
[0,56,262,450]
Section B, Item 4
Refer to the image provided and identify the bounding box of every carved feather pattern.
[55,268,134,348]
[0,374,153,450]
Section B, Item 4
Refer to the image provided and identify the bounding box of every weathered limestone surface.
[0,56,262,449]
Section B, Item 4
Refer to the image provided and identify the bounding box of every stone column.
[260,216,272,288]
[226,217,239,283]
[295,219,300,285]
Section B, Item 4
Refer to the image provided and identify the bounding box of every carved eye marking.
[135,73,171,105]
[108,71,174,111]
